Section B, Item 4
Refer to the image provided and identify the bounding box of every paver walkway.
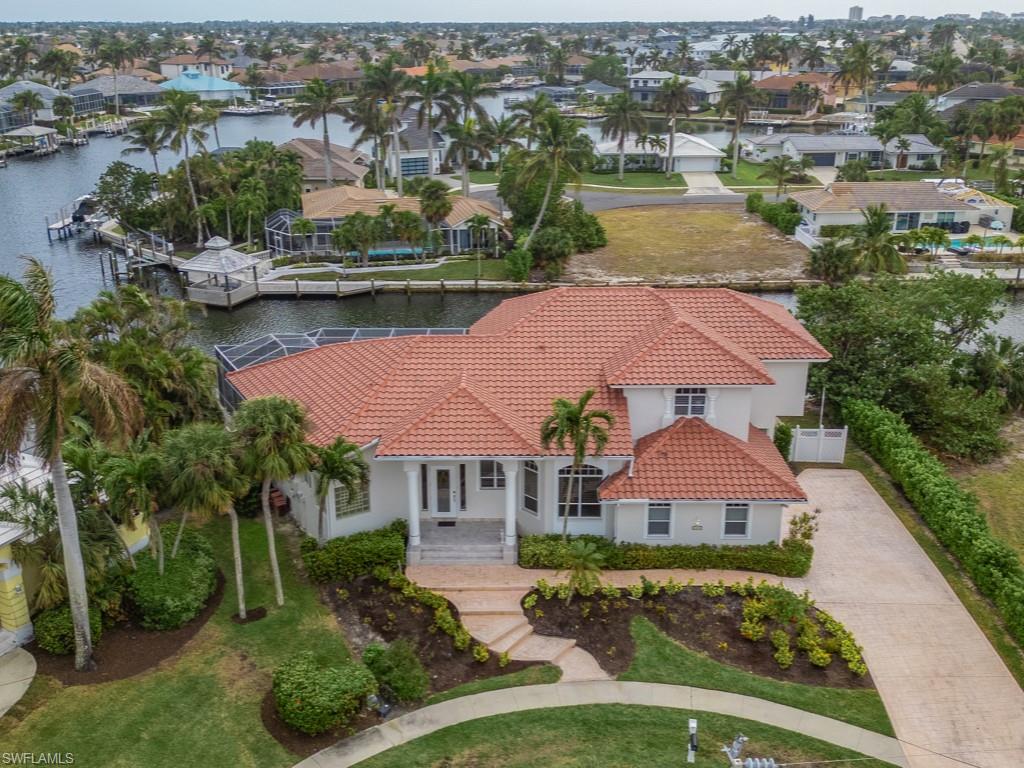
[795,469,1024,768]
[293,680,907,768]
[0,648,36,719]
[408,564,768,682]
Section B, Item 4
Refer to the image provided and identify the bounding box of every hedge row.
[746,193,801,235]
[843,400,1024,644]
[518,534,813,577]
[126,523,218,630]
[273,651,377,735]
[301,520,408,583]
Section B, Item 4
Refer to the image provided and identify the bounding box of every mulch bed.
[331,574,540,693]
[260,689,385,758]
[528,587,874,688]
[231,606,268,624]
[29,571,225,686]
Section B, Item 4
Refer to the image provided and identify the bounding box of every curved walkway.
[293,681,907,768]
[0,648,36,719]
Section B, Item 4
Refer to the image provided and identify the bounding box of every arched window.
[557,464,603,518]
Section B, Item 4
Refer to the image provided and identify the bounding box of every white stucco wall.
[613,501,786,545]
[671,156,721,173]
[622,386,751,442]
[751,362,810,432]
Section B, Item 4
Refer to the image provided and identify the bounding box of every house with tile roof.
[278,138,371,191]
[223,287,828,563]
[753,73,837,112]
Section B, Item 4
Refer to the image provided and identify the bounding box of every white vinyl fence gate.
[789,426,848,463]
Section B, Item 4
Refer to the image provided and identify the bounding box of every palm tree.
[162,422,248,618]
[467,211,492,275]
[242,64,266,101]
[807,239,857,285]
[311,438,367,543]
[983,144,1013,194]
[344,96,390,190]
[758,155,801,197]
[547,46,569,85]
[291,78,348,187]
[102,447,165,574]
[291,217,316,260]
[917,49,961,104]
[236,177,269,249]
[98,37,131,117]
[156,91,208,248]
[233,397,316,608]
[445,117,491,197]
[854,204,906,274]
[540,389,614,542]
[482,114,524,177]
[718,73,765,179]
[332,211,379,266]
[392,209,427,262]
[361,57,411,196]
[834,40,879,113]
[418,179,454,253]
[403,61,455,180]
[51,95,75,138]
[653,77,693,179]
[601,93,647,182]
[519,112,590,249]
[447,70,497,124]
[512,93,555,151]
[195,34,224,69]
[971,334,1024,411]
[122,118,167,175]
[560,539,605,605]
[0,257,141,671]
[10,90,44,124]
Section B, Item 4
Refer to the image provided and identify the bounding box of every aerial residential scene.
[1,1,1024,766]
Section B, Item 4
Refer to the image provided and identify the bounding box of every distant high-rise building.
[807,13,815,24]
[849,5,863,20]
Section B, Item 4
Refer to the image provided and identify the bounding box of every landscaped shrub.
[773,422,793,459]
[371,567,472,650]
[518,534,813,577]
[818,224,861,239]
[272,651,377,735]
[362,640,429,704]
[757,200,802,235]
[34,604,103,655]
[505,248,533,282]
[126,523,217,630]
[843,399,1024,646]
[302,520,407,583]
[745,192,764,213]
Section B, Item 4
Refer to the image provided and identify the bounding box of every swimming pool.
[948,237,1004,249]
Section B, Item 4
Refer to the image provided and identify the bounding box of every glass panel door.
[430,466,459,517]
[436,469,451,515]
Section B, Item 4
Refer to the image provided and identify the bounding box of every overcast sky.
[2,1,1020,24]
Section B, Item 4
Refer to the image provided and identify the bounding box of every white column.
[661,388,675,428]
[707,390,719,426]
[405,465,421,546]
[502,460,520,546]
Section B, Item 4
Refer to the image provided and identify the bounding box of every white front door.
[429,465,460,517]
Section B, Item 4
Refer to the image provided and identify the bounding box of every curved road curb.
[293,681,908,768]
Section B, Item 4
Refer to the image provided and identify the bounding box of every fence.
[794,226,821,250]
[789,425,848,463]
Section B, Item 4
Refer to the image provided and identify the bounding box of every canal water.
[2,95,1023,348]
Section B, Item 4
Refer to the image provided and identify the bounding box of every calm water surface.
[2,100,1022,347]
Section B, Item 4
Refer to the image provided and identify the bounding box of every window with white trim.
[523,460,539,514]
[557,464,603,518]
[674,387,707,417]
[723,503,750,537]
[334,475,370,518]
[646,503,672,538]
[479,460,506,489]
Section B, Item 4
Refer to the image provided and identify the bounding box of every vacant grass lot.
[567,205,808,282]
[622,617,894,736]
[352,704,897,768]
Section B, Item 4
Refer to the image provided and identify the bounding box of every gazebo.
[177,237,264,308]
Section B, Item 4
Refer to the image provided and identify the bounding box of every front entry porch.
[407,519,517,565]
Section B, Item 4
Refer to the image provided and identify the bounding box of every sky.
[2,0,1021,23]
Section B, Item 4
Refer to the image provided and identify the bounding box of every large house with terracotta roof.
[223,288,829,563]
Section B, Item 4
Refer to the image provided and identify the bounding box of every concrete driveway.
[795,469,1024,768]
[682,171,741,196]
[811,167,838,185]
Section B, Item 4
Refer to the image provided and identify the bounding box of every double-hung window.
[674,387,707,418]
[558,464,603,518]
[522,461,539,514]
[479,460,506,489]
[723,503,750,538]
[646,503,672,538]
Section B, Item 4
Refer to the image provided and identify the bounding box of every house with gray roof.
[743,132,942,170]
[381,107,447,178]
[74,75,164,107]
[938,82,1024,111]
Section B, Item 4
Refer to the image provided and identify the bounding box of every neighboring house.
[221,287,828,562]
[697,69,771,83]
[264,185,504,256]
[0,103,31,133]
[843,90,909,113]
[594,132,725,173]
[743,132,942,169]
[160,71,245,101]
[565,54,593,80]
[0,80,106,121]
[579,80,623,98]
[937,81,1024,111]
[684,77,723,109]
[383,107,446,177]
[882,59,916,82]
[73,76,164,107]
[883,134,945,169]
[278,138,372,191]
[282,63,364,92]
[790,181,1013,235]
[628,69,676,104]
[970,129,1024,166]
[754,73,836,112]
[159,54,233,80]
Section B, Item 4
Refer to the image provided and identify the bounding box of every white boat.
[222,105,266,116]
[498,74,517,89]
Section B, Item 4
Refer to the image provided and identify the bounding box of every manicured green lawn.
[959,456,1024,560]
[273,258,507,282]
[352,704,897,768]
[621,618,894,736]
[866,167,993,182]
[425,665,561,705]
[717,159,780,187]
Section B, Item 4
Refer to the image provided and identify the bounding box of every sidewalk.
[293,680,907,768]
[0,648,35,719]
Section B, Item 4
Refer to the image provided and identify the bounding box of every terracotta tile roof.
[790,182,977,214]
[300,186,501,227]
[228,288,828,457]
[599,418,806,501]
[278,138,370,183]
[755,72,834,92]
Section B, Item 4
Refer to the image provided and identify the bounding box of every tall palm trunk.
[525,160,557,249]
[149,515,165,575]
[461,150,470,197]
[261,478,285,607]
[666,116,676,180]
[317,496,327,544]
[321,115,334,185]
[375,141,386,191]
[228,505,247,619]
[52,453,95,672]
[426,114,435,179]
[247,211,253,249]
[104,510,136,569]
[618,136,626,182]
[113,72,120,117]
[391,116,403,196]
[183,142,204,248]
[560,459,578,542]
[151,152,160,176]
[171,510,189,558]
[731,123,741,179]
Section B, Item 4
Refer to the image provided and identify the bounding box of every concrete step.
[418,552,507,564]
[490,621,534,654]
[462,615,529,645]
[507,633,575,662]
[418,546,505,554]
[556,647,611,682]
[440,589,526,616]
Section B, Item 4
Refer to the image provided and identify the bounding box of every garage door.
[806,152,837,166]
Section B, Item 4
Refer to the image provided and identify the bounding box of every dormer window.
[674,387,707,417]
